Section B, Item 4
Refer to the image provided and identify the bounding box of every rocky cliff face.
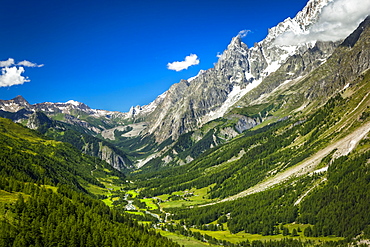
[26,112,54,130]
[83,142,134,171]
[238,15,370,114]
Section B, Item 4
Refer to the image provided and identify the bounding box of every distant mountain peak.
[66,99,82,106]
[12,95,30,106]
[229,35,243,48]
[264,0,332,44]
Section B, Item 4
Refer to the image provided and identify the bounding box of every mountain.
[0,95,129,129]
[131,0,334,143]
[0,104,134,171]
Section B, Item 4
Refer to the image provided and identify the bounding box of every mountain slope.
[0,117,122,191]
[0,108,134,171]
[0,117,179,247]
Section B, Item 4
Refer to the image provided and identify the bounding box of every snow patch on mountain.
[202,78,263,123]
[66,100,81,106]
[188,70,206,82]
[128,91,168,118]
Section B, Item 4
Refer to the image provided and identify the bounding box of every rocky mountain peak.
[229,35,244,48]
[264,0,331,44]
[217,36,248,62]
[12,95,30,106]
[0,95,31,112]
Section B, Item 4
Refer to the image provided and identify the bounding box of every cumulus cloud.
[274,0,370,46]
[0,58,43,87]
[17,60,44,67]
[238,29,251,38]
[0,58,15,67]
[0,66,30,87]
[167,54,200,71]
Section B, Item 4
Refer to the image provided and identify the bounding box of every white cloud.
[238,29,251,38]
[0,58,15,67]
[0,58,43,87]
[167,54,200,71]
[17,60,44,67]
[274,0,370,45]
[0,66,30,87]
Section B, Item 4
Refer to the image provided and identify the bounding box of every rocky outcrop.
[235,116,261,133]
[237,40,339,107]
[27,112,54,130]
[99,144,133,171]
[82,141,134,171]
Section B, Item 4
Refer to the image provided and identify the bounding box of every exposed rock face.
[238,40,340,107]
[63,114,102,134]
[99,144,133,171]
[79,141,132,171]
[303,15,370,100]
[235,116,262,133]
[27,112,54,130]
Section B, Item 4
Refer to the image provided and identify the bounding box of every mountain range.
[0,0,344,170]
[1,0,370,245]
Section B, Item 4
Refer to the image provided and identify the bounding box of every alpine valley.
[1,0,370,246]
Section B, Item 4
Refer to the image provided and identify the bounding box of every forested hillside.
[0,117,179,246]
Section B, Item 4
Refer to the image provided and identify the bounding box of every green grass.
[102,198,114,207]
[157,194,170,201]
[159,185,215,209]
[50,113,66,121]
[85,183,108,195]
[126,190,139,198]
[140,198,158,210]
[158,230,212,247]
[41,184,58,193]
[125,211,145,216]
[189,224,344,245]
[103,168,112,173]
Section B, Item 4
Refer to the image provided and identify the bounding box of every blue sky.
[0,0,311,112]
